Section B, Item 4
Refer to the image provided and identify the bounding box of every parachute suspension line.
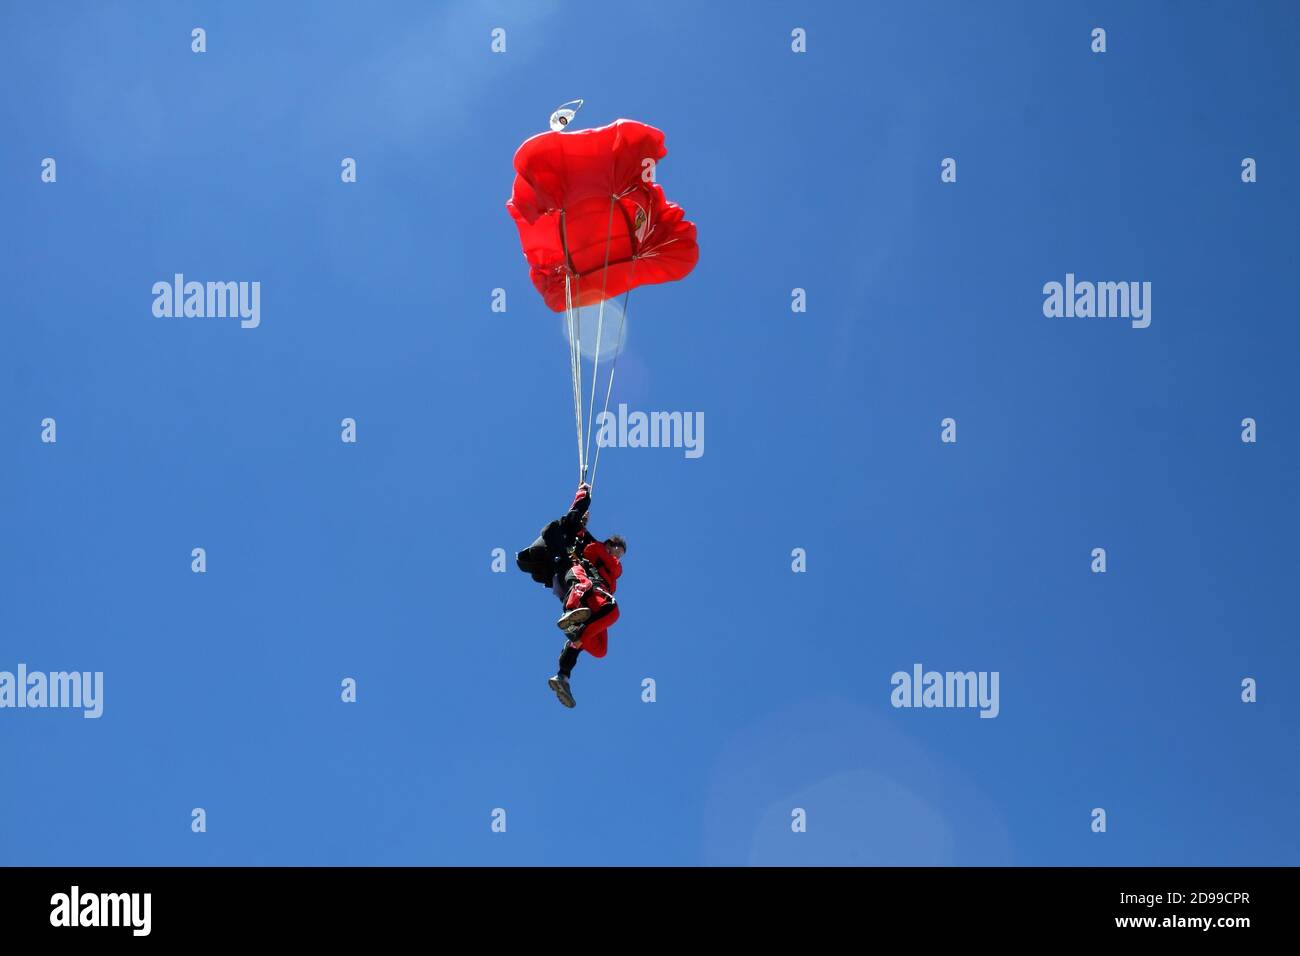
[588,286,633,494]
[574,272,587,475]
[582,195,619,483]
[565,273,584,482]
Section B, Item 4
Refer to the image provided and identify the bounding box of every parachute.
[507,115,698,489]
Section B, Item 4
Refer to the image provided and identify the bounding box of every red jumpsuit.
[563,540,622,659]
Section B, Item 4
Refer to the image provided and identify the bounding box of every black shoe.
[548,674,576,708]
[556,606,591,631]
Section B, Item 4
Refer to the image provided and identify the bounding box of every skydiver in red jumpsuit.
[548,524,625,710]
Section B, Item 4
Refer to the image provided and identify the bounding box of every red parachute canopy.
[507,119,698,312]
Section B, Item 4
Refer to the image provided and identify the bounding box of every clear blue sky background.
[3,1,1297,866]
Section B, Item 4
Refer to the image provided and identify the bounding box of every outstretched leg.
[558,640,581,677]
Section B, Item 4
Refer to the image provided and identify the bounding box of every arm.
[559,483,591,535]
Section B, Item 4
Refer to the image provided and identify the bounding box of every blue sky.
[2,1,1297,865]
